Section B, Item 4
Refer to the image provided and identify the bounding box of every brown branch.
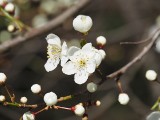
[103,28,160,83]
[0,0,91,53]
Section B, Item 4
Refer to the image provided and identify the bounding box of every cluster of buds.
[0,0,15,15]
[0,0,18,32]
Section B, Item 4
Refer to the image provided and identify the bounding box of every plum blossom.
[62,43,105,84]
[44,34,68,72]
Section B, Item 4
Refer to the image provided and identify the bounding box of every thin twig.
[101,28,160,84]
[0,0,91,53]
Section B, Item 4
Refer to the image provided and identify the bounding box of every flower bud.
[44,92,57,106]
[20,97,28,104]
[7,24,16,32]
[118,93,130,105]
[31,84,41,94]
[23,111,35,120]
[0,0,7,7]
[87,82,97,93]
[74,104,85,116]
[95,100,101,106]
[0,73,7,85]
[4,3,15,14]
[0,95,5,102]
[145,70,157,81]
[96,36,107,46]
[73,15,93,33]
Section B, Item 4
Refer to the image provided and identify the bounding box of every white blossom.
[118,93,130,105]
[44,34,68,72]
[0,73,7,84]
[31,84,41,94]
[73,15,93,33]
[62,43,96,84]
[87,82,97,93]
[145,70,157,81]
[44,92,57,106]
[20,97,28,104]
[23,111,35,120]
[74,104,85,116]
[4,3,14,13]
[0,95,5,102]
[96,36,107,45]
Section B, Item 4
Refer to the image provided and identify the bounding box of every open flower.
[62,43,97,84]
[44,34,68,72]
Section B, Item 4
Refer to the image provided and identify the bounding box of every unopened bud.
[0,73,7,85]
[20,97,28,104]
[7,24,16,32]
[4,3,15,14]
[0,95,5,102]
[96,36,107,46]
[0,0,7,7]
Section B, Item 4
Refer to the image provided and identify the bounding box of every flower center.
[47,44,61,58]
[78,59,86,67]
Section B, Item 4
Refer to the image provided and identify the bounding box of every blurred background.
[1,0,160,120]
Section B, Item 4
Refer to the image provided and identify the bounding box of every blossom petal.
[61,41,68,55]
[86,60,96,73]
[44,58,60,72]
[61,56,68,66]
[67,46,80,57]
[82,43,92,51]
[62,61,76,75]
[74,70,89,84]
[46,34,61,46]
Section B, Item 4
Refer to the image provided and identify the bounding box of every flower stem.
[4,85,15,103]
[54,105,71,111]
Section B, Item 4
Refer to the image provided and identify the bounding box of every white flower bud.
[87,82,97,93]
[7,24,16,32]
[31,84,41,94]
[96,36,107,45]
[99,49,106,59]
[0,73,7,84]
[73,15,93,33]
[118,93,130,105]
[44,92,57,106]
[96,100,101,106]
[74,105,85,116]
[145,70,157,81]
[0,0,7,6]
[20,97,28,104]
[23,111,35,120]
[0,95,5,102]
[4,3,15,13]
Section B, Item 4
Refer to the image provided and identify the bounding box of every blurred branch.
[0,0,91,53]
[99,28,160,84]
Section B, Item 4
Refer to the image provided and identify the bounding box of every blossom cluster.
[44,15,106,84]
